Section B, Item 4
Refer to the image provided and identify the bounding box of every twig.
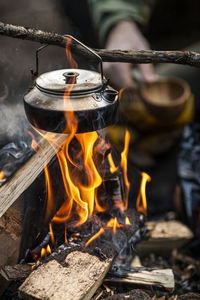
[0,21,200,67]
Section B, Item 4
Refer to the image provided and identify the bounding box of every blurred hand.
[104,20,154,90]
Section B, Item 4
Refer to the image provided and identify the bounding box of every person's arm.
[88,0,156,89]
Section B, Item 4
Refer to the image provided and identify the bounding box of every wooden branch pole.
[0,21,200,67]
[18,251,113,300]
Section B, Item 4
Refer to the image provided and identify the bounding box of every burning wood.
[0,21,200,67]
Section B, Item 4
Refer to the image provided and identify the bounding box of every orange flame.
[49,223,55,245]
[27,131,40,151]
[46,244,52,254]
[0,171,5,181]
[65,224,68,244]
[125,216,131,225]
[64,36,78,69]
[85,217,123,247]
[41,247,46,259]
[118,88,125,101]
[76,132,102,216]
[108,153,118,173]
[136,172,151,215]
[44,164,54,223]
[85,227,105,247]
[107,217,122,234]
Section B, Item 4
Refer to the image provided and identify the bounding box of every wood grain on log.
[0,134,67,218]
[18,251,113,300]
[0,22,200,67]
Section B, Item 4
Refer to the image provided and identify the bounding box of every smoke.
[0,82,36,185]
[0,83,31,143]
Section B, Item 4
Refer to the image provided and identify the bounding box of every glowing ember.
[136,172,151,215]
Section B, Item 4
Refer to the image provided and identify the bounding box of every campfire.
[22,36,151,269]
[0,33,199,300]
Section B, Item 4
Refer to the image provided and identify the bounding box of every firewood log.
[18,251,113,300]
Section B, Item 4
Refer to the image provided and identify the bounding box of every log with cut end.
[18,251,113,300]
[136,220,193,254]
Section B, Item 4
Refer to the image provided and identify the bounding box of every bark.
[0,21,200,67]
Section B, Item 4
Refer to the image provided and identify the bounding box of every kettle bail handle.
[31,35,104,85]
[63,35,104,85]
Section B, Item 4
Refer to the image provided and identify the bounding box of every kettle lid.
[36,69,104,96]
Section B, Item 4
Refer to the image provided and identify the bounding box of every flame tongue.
[0,171,5,181]
[137,172,151,215]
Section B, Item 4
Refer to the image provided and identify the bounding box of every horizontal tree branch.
[0,21,200,67]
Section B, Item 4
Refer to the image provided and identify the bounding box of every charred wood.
[0,264,32,281]
[105,266,175,292]
[0,22,200,67]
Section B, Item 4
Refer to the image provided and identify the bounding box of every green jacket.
[88,0,156,46]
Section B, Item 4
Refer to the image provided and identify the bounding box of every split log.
[0,264,32,281]
[105,268,175,292]
[18,251,113,300]
[0,204,22,268]
[0,201,24,296]
[136,220,193,255]
[0,133,67,218]
[0,22,200,67]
